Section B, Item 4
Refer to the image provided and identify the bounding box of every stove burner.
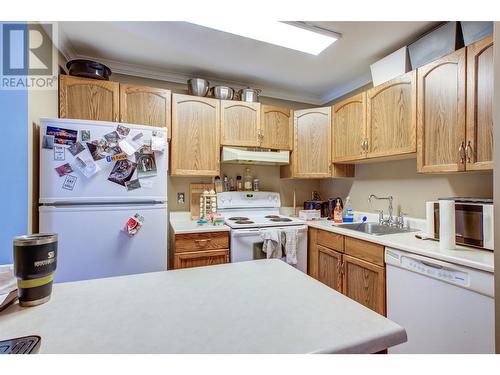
[270,218,293,222]
[235,220,254,224]
[229,217,249,221]
[264,215,280,219]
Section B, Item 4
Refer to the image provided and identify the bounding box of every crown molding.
[57,37,371,106]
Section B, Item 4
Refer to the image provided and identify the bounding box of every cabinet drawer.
[317,230,344,252]
[175,232,229,252]
[174,249,229,269]
[344,237,384,267]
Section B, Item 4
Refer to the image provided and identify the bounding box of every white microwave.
[428,198,493,251]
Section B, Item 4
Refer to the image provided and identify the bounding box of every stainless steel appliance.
[217,192,307,273]
[427,198,493,250]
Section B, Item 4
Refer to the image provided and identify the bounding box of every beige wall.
[493,22,499,354]
[320,159,493,218]
[111,73,319,212]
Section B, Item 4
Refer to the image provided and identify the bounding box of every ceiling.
[58,21,437,104]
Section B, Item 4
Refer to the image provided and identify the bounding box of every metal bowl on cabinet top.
[187,78,210,97]
[238,88,261,102]
[211,86,235,100]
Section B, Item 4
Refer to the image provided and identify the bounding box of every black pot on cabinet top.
[66,59,112,81]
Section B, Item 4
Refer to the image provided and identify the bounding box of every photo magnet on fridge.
[55,163,73,177]
[42,135,55,149]
[62,175,77,190]
[135,148,157,178]
[125,179,141,191]
[116,124,131,137]
[53,145,65,161]
[46,126,77,145]
[103,131,120,144]
[86,142,105,161]
[108,159,137,186]
[68,142,85,156]
[151,131,166,152]
[73,156,100,178]
[80,130,91,142]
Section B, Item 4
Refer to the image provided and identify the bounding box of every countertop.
[308,219,494,273]
[0,260,406,354]
[169,212,230,234]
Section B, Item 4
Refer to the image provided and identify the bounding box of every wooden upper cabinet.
[292,107,332,178]
[220,101,261,147]
[59,75,119,122]
[466,36,494,171]
[317,245,343,292]
[119,84,171,139]
[332,92,367,162]
[260,105,293,150]
[342,254,386,316]
[366,71,417,159]
[170,94,220,176]
[417,48,467,173]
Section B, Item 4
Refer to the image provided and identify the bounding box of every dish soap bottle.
[343,196,354,223]
[244,168,253,191]
[333,198,343,223]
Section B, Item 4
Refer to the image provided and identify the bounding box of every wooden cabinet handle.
[194,239,211,243]
[458,141,466,164]
[360,140,365,153]
[465,141,473,163]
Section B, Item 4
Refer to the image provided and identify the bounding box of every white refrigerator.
[39,118,168,283]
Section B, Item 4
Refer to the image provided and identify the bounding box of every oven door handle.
[231,225,308,237]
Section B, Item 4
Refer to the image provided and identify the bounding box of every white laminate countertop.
[169,212,230,234]
[0,260,406,354]
[307,219,494,273]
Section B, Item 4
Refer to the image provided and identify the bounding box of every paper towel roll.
[439,200,456,250]
[425,201,435,237]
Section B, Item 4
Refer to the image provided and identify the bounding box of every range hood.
[221,147,290,165]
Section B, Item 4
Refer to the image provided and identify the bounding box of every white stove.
[217,192,308,273]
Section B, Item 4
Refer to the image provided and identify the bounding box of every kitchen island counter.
[0,260,406,354]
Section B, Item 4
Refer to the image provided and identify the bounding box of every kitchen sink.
[336,222,417,236]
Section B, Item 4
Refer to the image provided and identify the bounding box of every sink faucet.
[368,194,394,226]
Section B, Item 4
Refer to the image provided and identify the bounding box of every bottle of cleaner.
[244,168,253,191]
[343,196,354,223]
[333,198,343,223]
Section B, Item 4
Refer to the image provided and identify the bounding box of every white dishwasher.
[385,248,494,354]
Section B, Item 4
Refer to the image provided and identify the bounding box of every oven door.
[230,225,308,272]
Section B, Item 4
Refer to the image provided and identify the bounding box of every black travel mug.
[13,234,58,307]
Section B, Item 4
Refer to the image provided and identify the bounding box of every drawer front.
[175,232,229,252]
[344,237,384,267]
[317,230,344,252]
[174,249,230,269]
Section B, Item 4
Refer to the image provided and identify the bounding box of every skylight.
[188,21,338,55]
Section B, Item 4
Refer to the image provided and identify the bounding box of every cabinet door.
[366,71,417,159]
[317,245,343,292]
[417,48,466,173]
[332,93,367,162]
[220,101,260,147]
[260,105,292,150]
[171,94,220,176]
[59,75,119,122]
[342,254,386,316]
[293,107,332,178]
[120,84,171,139]
[466,36,494,171]
[174,249,229,269]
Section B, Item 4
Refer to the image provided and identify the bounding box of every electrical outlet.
[177,192,185,205]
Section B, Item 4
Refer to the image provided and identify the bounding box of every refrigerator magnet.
[53,145,65,161]
[62,175,77,191]
[123,213,144,237]
[55,163,73,177]
[116,124,130,137]
[80,130,91,142]
[42,135,55,149]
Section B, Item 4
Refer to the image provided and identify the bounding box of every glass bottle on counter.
[223,176,229,192]
[236,176,243,191]
[229,177,235,191]
[253,178,260,191]
[244,168,253,191]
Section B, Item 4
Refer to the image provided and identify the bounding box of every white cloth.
[282,228,299,265]
[259,229,282,259]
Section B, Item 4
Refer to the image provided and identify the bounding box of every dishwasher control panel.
[400,256,469,286]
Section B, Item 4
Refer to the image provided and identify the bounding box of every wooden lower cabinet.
[171,231,229,270]
[174,249,229,269]
[342,254,386,316]
[317,245,342,292]
[308,228,386,316]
